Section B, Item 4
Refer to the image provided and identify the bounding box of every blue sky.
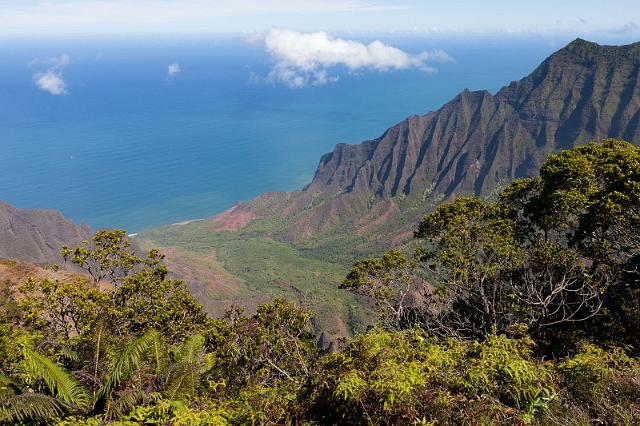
[1,0,638,36]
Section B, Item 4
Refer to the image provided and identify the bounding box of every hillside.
[140,39,640,341]
[0,201,92,266]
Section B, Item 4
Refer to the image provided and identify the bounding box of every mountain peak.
[553,38,640,62]
[552,38,607,61]
[565,37,599,49]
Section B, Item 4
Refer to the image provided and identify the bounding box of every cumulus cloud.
[34,72,67,95]
[254,29,453,88]
[31,53,70,95]
[167,63,182,78]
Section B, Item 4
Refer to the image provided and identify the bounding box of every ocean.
[0,34,576,232]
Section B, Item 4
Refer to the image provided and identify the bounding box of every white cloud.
[30,53,70,69]
[31,53,69,95]
[34,71,67,95]
[167,63,182,78]
[255,29,453,88]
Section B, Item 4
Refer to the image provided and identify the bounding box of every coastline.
[170,218,205,226]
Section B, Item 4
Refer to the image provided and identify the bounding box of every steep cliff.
[0,202,91,266]
[265,39,640,242]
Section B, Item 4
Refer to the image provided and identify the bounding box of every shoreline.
[128,218,205,237]
[170,218,205,226]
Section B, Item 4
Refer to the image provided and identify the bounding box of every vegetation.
[344,139,639,350]
[137,221,374,342]
[1,139,639,424]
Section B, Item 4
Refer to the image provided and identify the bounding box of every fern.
[92,316,108,395]
[21,347,90,409]
[166,334,205,399]
[151,333,166,376]
[0,393,66,423]
[96,329,161,404]
[106,388,148,419]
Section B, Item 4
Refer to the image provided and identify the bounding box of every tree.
[205,299,319,424]
[499,139,640,349]
[61,230,145,285]
[111,266,210,344]
[18,277,110,340]
[341,250,426,330]
[414,197,604,341]
[509,139,640,267]
[342,140,639,350]
[21,231,210,346]
[214,299,317,390]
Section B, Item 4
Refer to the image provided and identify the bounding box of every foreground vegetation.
[1,139,639,424]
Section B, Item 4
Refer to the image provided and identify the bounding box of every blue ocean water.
[0,35,561,232]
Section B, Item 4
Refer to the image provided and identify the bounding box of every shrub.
[309,329,554,425]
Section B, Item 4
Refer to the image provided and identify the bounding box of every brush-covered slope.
[0,201,92,266]
[140,39,640,342]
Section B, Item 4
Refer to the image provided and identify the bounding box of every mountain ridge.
[0,201,92,266]
[200,38,640,250]
[139,38,640,342]
[306,38,640,198]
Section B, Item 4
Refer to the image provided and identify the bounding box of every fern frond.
[176,334,205,365]
[108,388,147,419]
[0,393,65,423]
[151,333,168,376]
[59,345,80,363]
[96,329,160,404]
[21,348,90,409]
[92,316,108,394]
[166,334,205,399]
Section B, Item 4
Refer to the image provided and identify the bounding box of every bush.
[549,344,640,424]
[309,329,554,425]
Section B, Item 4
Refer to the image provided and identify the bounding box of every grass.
[138,220,375,340]
[135,189,444,341]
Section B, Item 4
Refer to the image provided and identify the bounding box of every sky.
[0,0,638,36]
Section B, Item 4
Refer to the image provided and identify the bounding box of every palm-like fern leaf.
[96,329,161,404]
[21,348,90,409]
[107,388,148,419]
[166,334,206,399]
[0,393,66,423]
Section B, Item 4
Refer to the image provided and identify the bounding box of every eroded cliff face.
[311,40,639,197]
[0,201,91,266]
[223,39,640,245]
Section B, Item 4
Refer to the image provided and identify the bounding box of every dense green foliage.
[345,139,639,351]
[1,140,639,424]
[137,223,374,343]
